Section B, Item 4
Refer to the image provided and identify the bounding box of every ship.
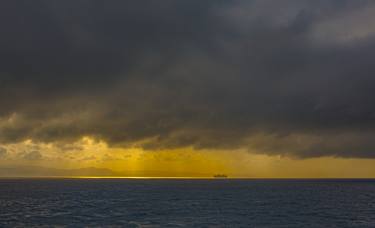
[213,174,228,178]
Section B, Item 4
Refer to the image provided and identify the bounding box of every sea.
[0,179,374,227]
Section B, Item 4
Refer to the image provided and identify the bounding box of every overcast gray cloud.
[1,0,375,158]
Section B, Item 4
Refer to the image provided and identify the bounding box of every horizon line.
[1,176,375,180]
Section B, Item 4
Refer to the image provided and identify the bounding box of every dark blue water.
[0,179,374,227]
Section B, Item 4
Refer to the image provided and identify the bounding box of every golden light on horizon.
[1,137,375,178]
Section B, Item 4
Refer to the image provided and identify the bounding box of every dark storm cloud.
[1,0,375,158]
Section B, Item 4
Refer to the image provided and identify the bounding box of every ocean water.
[0,179,374,227]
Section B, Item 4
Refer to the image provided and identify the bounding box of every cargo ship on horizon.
[213,174,228,178]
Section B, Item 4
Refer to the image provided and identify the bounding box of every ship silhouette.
[213,174,228,178]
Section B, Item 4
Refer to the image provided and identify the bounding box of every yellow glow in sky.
[1,137,375,178]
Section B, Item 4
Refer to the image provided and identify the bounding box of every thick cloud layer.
[1,0,375,158]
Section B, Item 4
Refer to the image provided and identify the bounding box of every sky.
[1,0,375,177]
